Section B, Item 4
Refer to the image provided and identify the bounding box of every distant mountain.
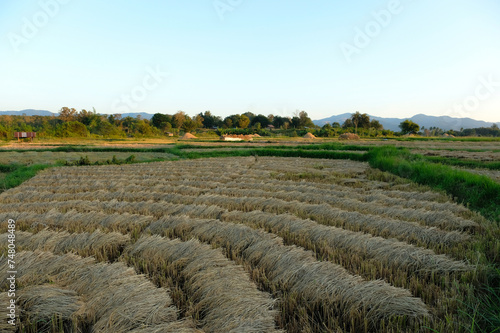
[118,112,155,120]
[0,110,155,120]
[0,109,56,116]
[313,113,497,131]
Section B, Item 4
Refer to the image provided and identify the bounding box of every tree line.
[0,108,498,139]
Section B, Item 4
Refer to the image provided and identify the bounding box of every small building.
[267,125,275,130]
[166,132,174,137]
[14,132,36,142]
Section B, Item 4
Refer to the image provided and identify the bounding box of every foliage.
[399,120,420,134]
[56,121,90,138]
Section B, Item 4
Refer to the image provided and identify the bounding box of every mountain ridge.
[313,113,498,131]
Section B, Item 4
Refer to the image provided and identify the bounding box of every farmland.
[1,150,499,332]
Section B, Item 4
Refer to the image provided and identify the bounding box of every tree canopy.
[399,120,420,134]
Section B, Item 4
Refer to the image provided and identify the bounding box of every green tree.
[200,111,222,128]
[108,114,122,127]
[243,112,256,122]
[56,121,89,137]
[399,120,420,134]
[151,113,172,130]
[342,118,354,129]
[58,107,77,122]
[172,111,186,129]
[180,114,203,133]
[223,117,233,128]
[93,121,124,137]
[370,119,383,130]
[250,114,270,128]
[351,111,370,133]
[76,109,101,126]
[121,116,136,134]
[237,115,250,129]
[272,116,289,129]
[193,114,204,128]
[298,111,315,128]
[291,117,300,129]
[131,119,155,136]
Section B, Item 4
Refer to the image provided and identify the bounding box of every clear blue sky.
[1,0,499,122]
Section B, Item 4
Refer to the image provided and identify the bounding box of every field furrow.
[0,230,280,332]
[0,250,198,332]
[0,189,469,248]
[0,211,430,332]
[0,229,129,261]
[124,235,281,333]
[144,216,430,332]
[9,179,476,230]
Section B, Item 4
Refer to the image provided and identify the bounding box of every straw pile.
[303,132,316,139]
[339,133,360,140]
[180,133,197,139]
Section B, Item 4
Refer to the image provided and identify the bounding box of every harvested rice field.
[413,149,500,161]
[0,156,496,332]
[0,150,176,165]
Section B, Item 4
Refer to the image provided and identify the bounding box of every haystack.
[303,132,316,139]
[338,133,360,140]
[180,133,197,140]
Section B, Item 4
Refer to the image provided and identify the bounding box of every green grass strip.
[367,146,500,223]
[0,164,51,192]
[173,148,368,162]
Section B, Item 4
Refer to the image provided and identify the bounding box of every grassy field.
[0,139,499,332]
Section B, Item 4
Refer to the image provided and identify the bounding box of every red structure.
[14,132,36,142]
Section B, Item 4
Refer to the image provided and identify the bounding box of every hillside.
[314,113,496,131]
[0,110,155,120]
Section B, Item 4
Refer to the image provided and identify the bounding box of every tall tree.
[151,113,172,129]
[58,107,77,122]
[342,118,354,129]
[182,115,199,132]
[172,111,186,129]
[237,115,250,129]
[272,116,289,129]
[250,114,270,128]
[399,120,420,134]
[200,111,222,129]
[351,112,370,133]
[370,119,383,130]
[298,111,315,128]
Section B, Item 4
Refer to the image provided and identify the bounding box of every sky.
[1,0,499,122]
